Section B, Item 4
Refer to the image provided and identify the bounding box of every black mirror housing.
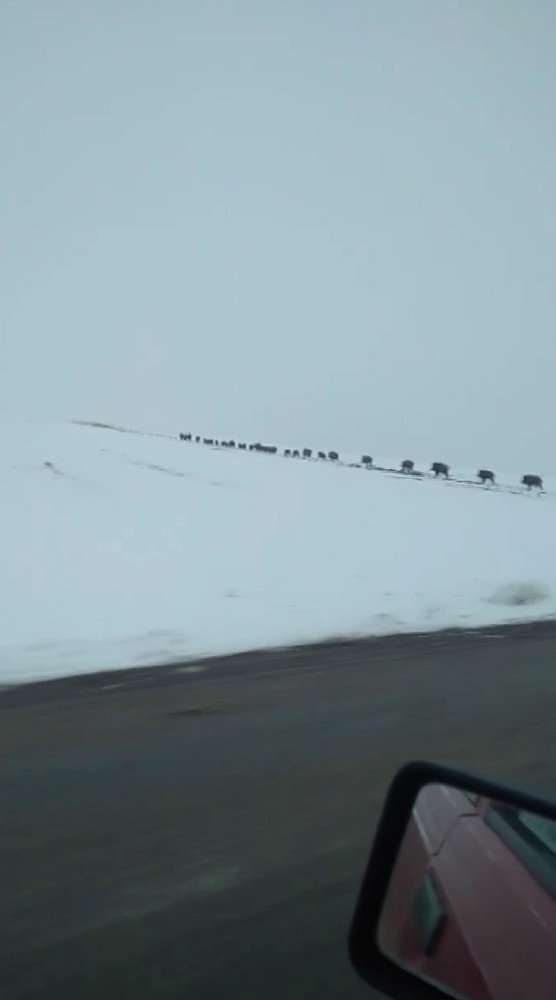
[348,761,556,999]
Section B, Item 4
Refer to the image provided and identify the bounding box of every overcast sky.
[2,1,555,472]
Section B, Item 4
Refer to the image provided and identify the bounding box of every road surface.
[2,621,556,999]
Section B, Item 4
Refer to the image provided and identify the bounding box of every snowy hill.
[1,417,555,684]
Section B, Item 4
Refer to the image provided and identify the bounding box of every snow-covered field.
[1,418,555,684]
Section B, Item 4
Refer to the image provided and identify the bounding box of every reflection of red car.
[379,784,556,1000]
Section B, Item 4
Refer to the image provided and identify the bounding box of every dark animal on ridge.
[522,474,543,491]
[431,462,449,478]
[478,469,495,485]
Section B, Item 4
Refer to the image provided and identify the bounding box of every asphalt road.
[2,621,556,1000]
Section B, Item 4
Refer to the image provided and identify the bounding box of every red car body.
[378,784,556,999]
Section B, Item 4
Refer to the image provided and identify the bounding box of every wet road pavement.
[2,621,556,999]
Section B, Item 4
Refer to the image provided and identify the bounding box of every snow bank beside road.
[1,418,555,683]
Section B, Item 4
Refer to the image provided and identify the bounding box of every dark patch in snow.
[23,640,59,652]
[486,582,551,607]
[131,460,186,477]
[43,461,75,480]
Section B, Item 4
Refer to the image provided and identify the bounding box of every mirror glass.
[377,783,556,1000]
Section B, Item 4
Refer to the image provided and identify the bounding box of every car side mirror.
[349,761,556,999]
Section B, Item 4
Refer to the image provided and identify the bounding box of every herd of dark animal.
[178,434,543,491]
[179,434,341,462]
